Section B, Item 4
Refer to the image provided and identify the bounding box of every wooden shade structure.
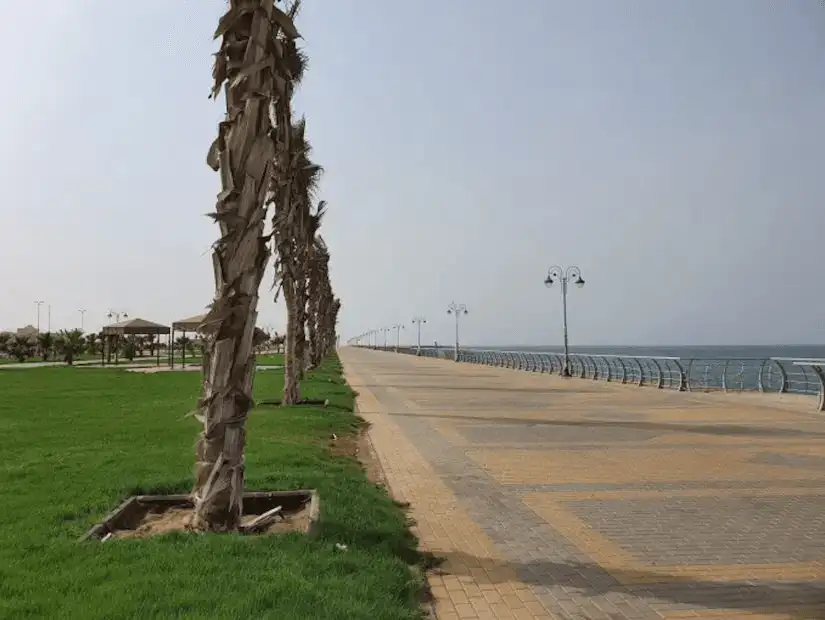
[170,314,207,368]
[101,318,170,366]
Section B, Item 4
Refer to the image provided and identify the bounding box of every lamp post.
[411,316,427,355]
[391,324,404,351]
[446,302,468,362]
[381,327,390,350]
[106,310,129,364]
[79,309,87,332]
[544,265,585,377]
[107,310,128,323]
[34,300,45,334]
[48,304,51,333]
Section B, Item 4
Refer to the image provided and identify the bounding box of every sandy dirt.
[112,504,310,539]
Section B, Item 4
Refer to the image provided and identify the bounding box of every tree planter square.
[82,490,320,541]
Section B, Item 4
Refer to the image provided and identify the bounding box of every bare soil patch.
[85,491,318,541]
[112,503,311,539]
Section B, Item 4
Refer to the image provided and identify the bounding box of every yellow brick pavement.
[344,364,554,619]
[340,348,825,620]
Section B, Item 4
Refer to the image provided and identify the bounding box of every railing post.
[776,360,789,394]
[721,360,730,393]
[618,358,627,384]
[632,358,644,386]
[673,360,687,392]
[810,365,825,412]
[651,358,664,389]
[757,359,768,392]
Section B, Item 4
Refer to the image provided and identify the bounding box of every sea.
[456,344,825,394]
[466,345,825,361]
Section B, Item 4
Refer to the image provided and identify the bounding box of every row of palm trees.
[0,330,86,364]
[191,1,341,531]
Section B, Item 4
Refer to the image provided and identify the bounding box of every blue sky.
[2,1,824,346]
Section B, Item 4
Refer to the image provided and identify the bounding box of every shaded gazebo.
[101,318,170,366]
[171,314,207,368]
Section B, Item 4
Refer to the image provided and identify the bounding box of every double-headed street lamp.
[446,302,468,362]
[411,316,427,355]
[380,326,390,349]
[79,309,87,332]
[544,265,585,377]
[34,301,44,334]
[391,324,404,351]
[107,310,128,323]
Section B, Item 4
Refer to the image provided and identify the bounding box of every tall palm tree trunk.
[192,0,298,532]
[282,275,301,403]
[294,276,308,379]
[306,288,319,368]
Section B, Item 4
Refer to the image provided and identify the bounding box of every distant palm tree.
[6,334,35,362]
[85,331,103,356]
[55,329,85,365]
[37,332,54,361]
[0,332,11,358]
[120,336,138,361]
[176,336,193,354]
[307,233,329,368]
[273,118,320,399]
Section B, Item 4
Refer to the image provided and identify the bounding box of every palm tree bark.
[281,275,301,403]
[191,0,299,532]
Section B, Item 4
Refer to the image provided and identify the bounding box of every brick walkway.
[339,347,825,620]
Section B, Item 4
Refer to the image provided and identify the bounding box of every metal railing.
[358,345,825,411]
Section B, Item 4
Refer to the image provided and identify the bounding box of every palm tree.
[190,0,301,532]
[85,331,102,356]
[120,336,138,361]
[270,3,311,405]
[270,332,286,352]
[307,233,329,368]
[37,332,54,362]
[291,122,322,382]
[5,334,34,362]
[176,335,193,354]
[0,332,11,358]
[55,329,85,365]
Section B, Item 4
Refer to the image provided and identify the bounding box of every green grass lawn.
[0,356,425,619]
[256,353,285,366]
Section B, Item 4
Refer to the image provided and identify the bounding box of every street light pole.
[107,310,128,323]
[48,304,51,333]
[391,324,404,351]
[411,316,427,355]
[544,265,585,377]
[34,301,44,334]
[106,309,129,365]
[446,302,468,362]
[79,309,87,332]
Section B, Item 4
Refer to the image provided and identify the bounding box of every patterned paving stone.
[339,348,825,620]
[563,494,825,565]
[458,424,662,445]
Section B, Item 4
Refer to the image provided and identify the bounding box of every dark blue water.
[470,345,825,360]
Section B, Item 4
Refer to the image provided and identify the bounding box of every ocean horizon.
[460,344,825,360]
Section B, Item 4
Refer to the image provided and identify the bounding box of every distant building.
[16,325,38,338]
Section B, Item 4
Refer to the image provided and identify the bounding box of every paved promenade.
[339,347,825,620]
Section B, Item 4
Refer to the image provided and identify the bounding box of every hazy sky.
[2,1,824,347]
